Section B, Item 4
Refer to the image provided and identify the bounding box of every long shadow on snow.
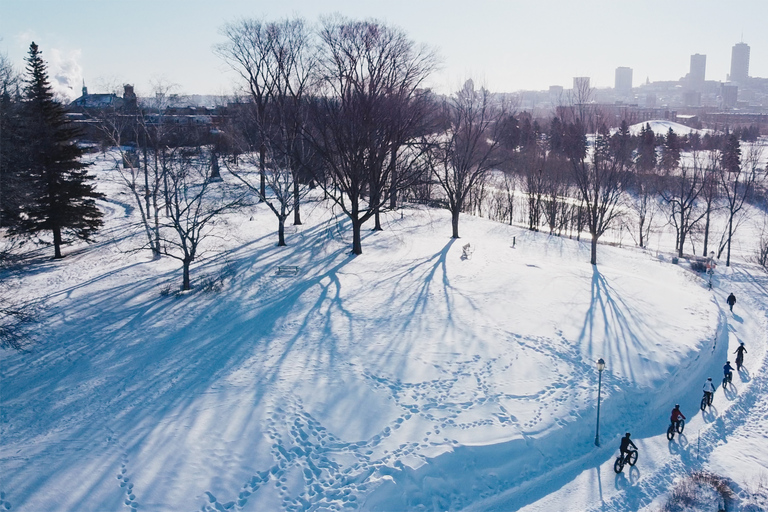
[364,265,724,512]
[0,220,359,511]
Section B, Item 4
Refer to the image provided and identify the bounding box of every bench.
[461,243,474,259]
[276,265,300,276]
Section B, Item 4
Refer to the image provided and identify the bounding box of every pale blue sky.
[1,0,766,100]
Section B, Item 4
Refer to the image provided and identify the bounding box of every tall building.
[614,67,633,96]
[730,42,750,83]
[689,54,706,90]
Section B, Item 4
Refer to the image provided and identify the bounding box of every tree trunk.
[388,147,398,210]
[293,174,302,225]
[352,217,363,255]
[278,216,286,247]
[182,259,191,291]
[451,208,461,239]
[726,214,733,267]
[590,235,598,265]
[259,143,266,200]
[703,209,711,256]
[53,226,63,259]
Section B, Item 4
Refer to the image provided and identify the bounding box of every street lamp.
[595,358,605,447]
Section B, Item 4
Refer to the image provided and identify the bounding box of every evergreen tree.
[660,127,680,171]
[548,116,564,156]
[15,42,103,258]
[721,133,741,174]
[636,123,656,172]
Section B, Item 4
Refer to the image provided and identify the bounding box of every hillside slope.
[1,155,766,512]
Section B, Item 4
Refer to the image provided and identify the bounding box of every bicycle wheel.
[613,457,624,474]
[677,419,685,434]
[701,396,707,411]
[722,377,728,389]
[666,424,675,440]
[628,450,638,466]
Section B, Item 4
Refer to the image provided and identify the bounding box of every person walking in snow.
[726,293,736,312]
[619,432,637,460]
[734,342,747,371]
[670,404,685,430]
[703,377,715,406]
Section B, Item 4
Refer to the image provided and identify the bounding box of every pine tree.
[721,133,741,174]
[15,42,103,258]
[661,127,680,171]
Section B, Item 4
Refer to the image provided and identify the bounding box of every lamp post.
[595,358,605,446]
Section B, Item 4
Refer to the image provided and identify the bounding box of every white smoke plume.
[46,48,83,102]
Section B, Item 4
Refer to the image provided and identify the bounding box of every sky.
[1,0,767,101]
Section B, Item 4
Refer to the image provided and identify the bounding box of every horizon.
[1,0,767,101]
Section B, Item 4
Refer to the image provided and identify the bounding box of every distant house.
[69,83,137,112]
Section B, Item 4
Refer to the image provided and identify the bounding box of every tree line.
[2,17,768,299]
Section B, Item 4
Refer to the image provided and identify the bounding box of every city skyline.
[1,0,767,100]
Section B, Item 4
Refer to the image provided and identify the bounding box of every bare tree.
[699,150,721,256]
[717,136,763,266]
[566,122,627,265]
[659,152,707,258]
[94,81,186,259]
[306,16,437,254]
[428,83,506,239]
[217,16,317,228]
[160,147,246,290]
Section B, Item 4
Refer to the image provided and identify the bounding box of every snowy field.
[1,148,767,512]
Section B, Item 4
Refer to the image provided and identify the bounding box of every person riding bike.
[734,342,747,371]
[670,404,686,430]
[723,361,735,383]
[619,432,637,460]
[703,377,715,405]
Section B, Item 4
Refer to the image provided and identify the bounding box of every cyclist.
[670,404,686,430]
[723,361,735,383]
[703,377,715,405]
[734,342,747,371]
[619,432,637,461]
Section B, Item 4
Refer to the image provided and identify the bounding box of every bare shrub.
[660,471,736,512]
[742,472,768,512]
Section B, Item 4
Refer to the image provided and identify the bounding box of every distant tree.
[717,137,762,266]
[0,54,24,229]
[659,154,706,258]
[428,83,506,239]
[566,121,627,265]
[699,151,721,257]
[660,128,681,172]
[14,43,103,258]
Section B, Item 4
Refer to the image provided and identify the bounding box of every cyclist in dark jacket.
[723,361,735,381]
[619,432,637,459]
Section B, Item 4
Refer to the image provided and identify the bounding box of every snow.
[1,151,767,511]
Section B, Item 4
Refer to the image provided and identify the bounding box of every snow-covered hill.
[1,153,766,512]
[629,120,708,137]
